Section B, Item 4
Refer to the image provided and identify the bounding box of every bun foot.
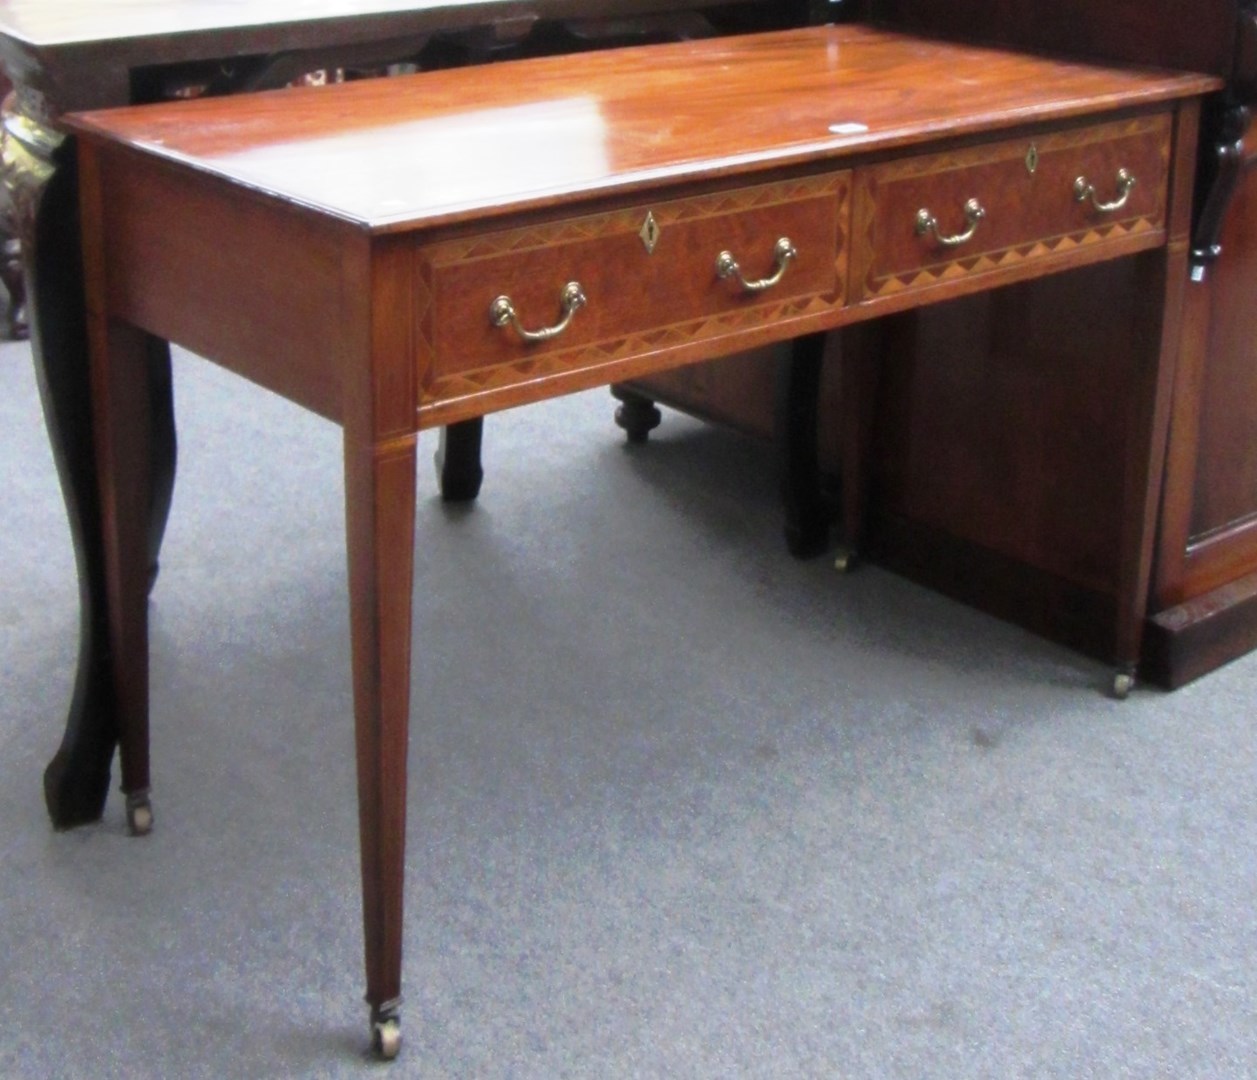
[611,386,662,444]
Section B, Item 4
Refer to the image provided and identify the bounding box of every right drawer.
[851,112,1172,302]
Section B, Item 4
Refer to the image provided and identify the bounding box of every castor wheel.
[1111,671,1135,699]
[125,791,153,836]
[833,547,858,573]
[371,1005,402,1060]
[372,1018,401,1060]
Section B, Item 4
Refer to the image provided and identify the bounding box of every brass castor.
[371,1005,402,1060]
[125,791,153,836]
[833,548,858,573]
[1112,672,1135,700]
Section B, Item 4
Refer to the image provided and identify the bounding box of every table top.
[67,25,1221,234]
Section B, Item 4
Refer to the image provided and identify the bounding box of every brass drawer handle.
[716,237,797,292]
[1074,168,1136,213]
[490,281,586,343]
[915,198,986,247]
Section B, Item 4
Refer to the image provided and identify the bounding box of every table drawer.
[417,173,849,405]
[851,113,1172,302]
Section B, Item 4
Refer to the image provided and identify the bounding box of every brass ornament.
[0,90,64,248]
[639,211,661,254]
[715,236,797,292]
[1074,168,1136,213]
[490,281,587,343]
[914,198,986,247]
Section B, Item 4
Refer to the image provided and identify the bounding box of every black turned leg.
[434,418,484,502]
[776,332,831,559]
[611,384,662,444]
[3,100,179,828]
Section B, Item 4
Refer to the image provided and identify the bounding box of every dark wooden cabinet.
[1145,128,1257,685]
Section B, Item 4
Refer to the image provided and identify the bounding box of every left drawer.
[416,172,849,408]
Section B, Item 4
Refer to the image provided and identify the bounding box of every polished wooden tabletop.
[68,25,1219,233]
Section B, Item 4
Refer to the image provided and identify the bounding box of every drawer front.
[851,113,1172,302]
[417,173,848,408]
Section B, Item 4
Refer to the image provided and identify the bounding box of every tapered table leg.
[1111,248,1190,698]
[344,434,417,1060]
[85,314,155,835]
[3,93,177,827]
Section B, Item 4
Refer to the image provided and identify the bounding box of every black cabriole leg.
[30,144,118,828]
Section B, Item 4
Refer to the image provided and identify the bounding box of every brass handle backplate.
[1074,168,1136,213]
[716,237,797,292]
[915,198,986,247]
[490,281,587,343]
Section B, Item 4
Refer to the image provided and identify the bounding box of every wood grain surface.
[65,25,1219,231]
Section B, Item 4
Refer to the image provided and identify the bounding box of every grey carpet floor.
[3,337,1256,1078]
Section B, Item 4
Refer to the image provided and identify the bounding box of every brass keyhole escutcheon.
[1025,144,1039,175]
[639,212,661,254]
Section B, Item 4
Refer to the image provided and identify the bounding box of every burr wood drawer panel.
[416,173,849,401]
[851,112,1172,301]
